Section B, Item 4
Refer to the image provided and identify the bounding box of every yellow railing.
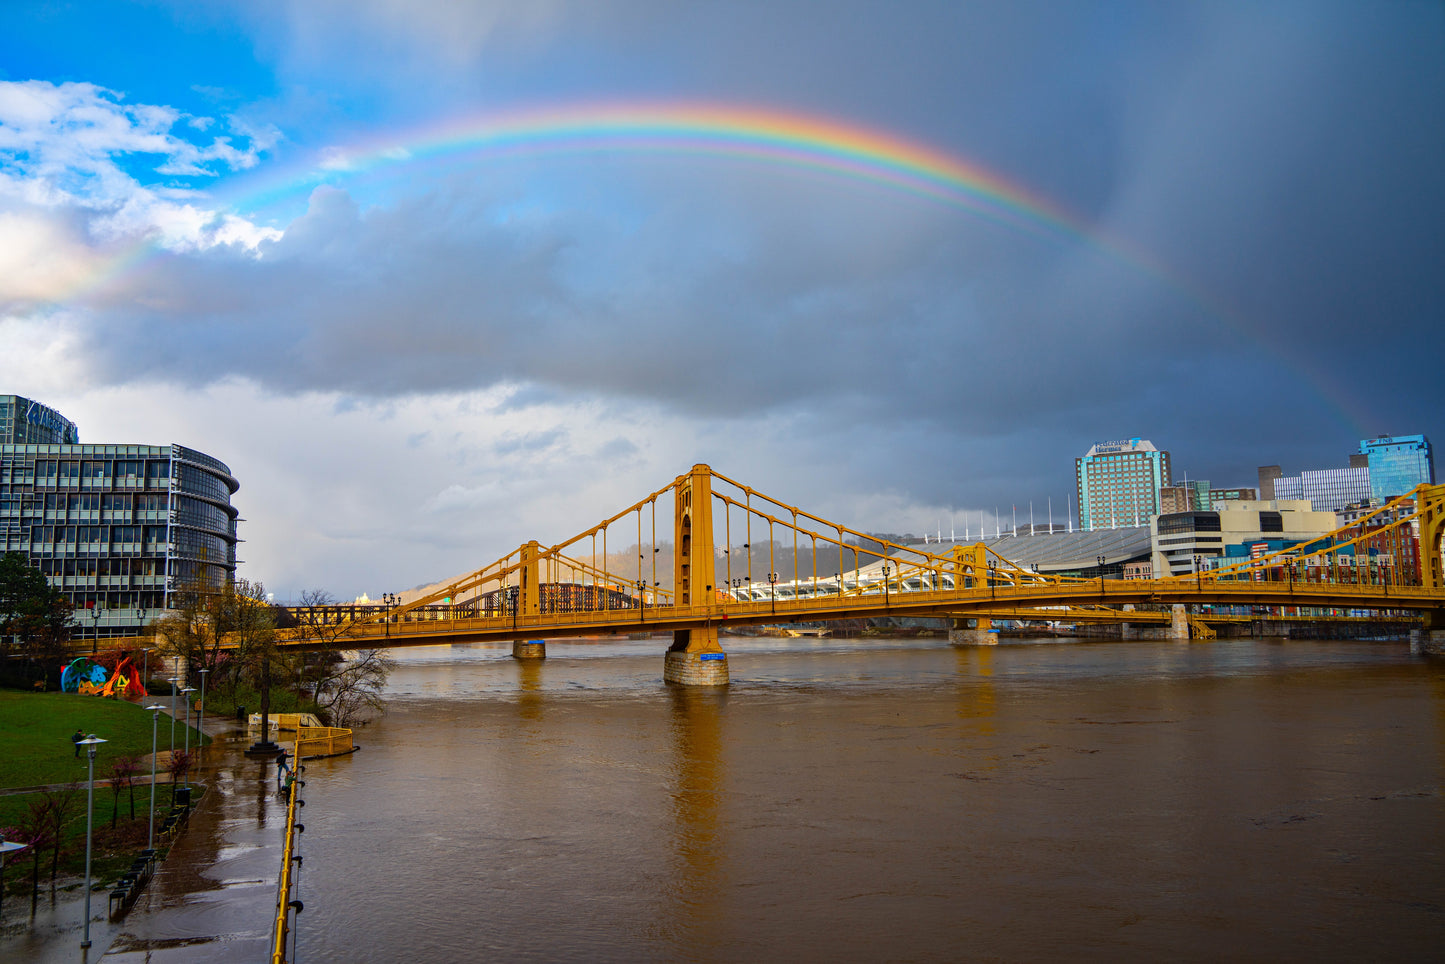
[271,775,302,964]
[294,726,354,759]
[250,713,324,731]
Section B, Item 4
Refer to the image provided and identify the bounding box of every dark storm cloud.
[62,1,1445,502]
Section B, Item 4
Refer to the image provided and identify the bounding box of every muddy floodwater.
[12,636,1445,961]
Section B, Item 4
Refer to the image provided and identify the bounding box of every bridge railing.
[276,476,1444,643]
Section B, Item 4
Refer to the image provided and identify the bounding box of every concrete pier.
[949,617,997,646]
[1169,604,1189,640]
[512,639,546,659]
[1410,629,1445,656]
[664,627,729,685]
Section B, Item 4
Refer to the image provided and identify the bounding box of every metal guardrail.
[271,772,304,964]
[295,726,353,759]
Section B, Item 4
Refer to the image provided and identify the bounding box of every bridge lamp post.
[881,565,890,605]
[1097,556,1106,594]
[78,734,107,949]
[768,572,779,616]
[1194,555,1202,592]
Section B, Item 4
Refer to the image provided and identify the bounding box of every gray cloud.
[11,1,1445,529]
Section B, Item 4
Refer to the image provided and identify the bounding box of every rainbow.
[67,100,1368,433]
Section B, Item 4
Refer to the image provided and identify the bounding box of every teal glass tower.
[1359,435,1434,500]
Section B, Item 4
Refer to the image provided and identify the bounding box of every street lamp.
[90,603,102,655]
[145,704,165,851]
[1097,555,1106,594]
[180,687,197,791]
[881,565,891,604]
[167,676,180,763]
[78,734,107,949]
[197,668,210,767]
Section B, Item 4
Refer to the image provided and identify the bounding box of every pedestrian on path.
[72,728,84,757]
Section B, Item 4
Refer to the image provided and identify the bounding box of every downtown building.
[1359,435,1434,500]
[1075,438,1171,531]
[0,395,239,640]
[1258,434,1434,516]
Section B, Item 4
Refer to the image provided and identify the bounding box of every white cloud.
[0,79,282,305]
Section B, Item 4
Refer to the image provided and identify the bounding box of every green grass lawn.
[0,692,205,791]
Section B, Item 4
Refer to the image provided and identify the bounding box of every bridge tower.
[665,464,728,685]
[512,540,546,659]
[1416,484,1445,655]
[947,544,996,645]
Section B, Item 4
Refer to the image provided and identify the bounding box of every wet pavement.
[0,718,290,963]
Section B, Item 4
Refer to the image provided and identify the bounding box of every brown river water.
[7,636,1444,961]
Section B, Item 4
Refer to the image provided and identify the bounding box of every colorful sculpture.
[61,655,147,699]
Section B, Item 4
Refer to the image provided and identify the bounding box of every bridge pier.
[665,628,729,685]
[949,617,997,646]
[512,639,546,659]
[1169,605,1189,640]
[1411,610,1445,656]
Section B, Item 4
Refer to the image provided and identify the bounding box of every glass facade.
[1076,439,1171,531]
[1272,467,1371,514]
[0,395,80,445]
[0,430,239,638]
[1359,435,1434,500]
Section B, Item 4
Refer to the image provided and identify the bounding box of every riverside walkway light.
[197,668,209,768]
[146,704,166,850]
[78,734,107,949]
[180,687,197,790]
[167,676,180,762]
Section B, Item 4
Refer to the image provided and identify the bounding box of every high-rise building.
[0,397,239,640]
[1076,439,1171,531]
[1359,435,1434,499]
[1,395,79,445]
[1272,467,1371,514]
[1258,465,1283,500]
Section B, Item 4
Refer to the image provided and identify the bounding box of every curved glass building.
[0,395,239,639]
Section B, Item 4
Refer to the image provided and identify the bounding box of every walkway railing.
[271,772,304,964]
[295,726,353,759]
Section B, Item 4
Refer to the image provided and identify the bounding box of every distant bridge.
[274,467,1445,684]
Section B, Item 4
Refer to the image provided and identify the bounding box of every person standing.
[72,728,84,758]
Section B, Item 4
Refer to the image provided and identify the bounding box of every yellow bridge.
[275,466,1445,685]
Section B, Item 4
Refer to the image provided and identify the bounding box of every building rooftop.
[896,527,1153,573]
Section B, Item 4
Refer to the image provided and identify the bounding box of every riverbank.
[0,703,270,962]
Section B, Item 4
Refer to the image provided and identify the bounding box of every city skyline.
[2,2,1441,598]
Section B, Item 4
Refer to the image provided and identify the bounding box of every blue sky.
[2,1,1442,599]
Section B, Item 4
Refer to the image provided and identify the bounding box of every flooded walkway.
[0,719,292,963]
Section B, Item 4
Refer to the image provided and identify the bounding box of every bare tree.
[166,750,193,802]
[15,797,53,912]
[312,648,395,727]
[109,755,140,827]
[293,590,394,728]
[43,784,81,896]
